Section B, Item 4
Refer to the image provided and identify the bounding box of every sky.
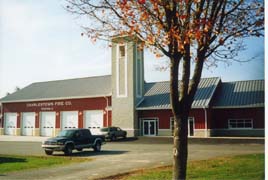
[0,0,265,98]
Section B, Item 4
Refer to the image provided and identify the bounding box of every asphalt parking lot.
[0,136,264,180]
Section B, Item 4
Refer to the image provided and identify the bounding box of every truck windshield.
[57,130,75,137]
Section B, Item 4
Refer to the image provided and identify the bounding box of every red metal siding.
[211,108,264,129]
[138,109,206,129]
[2,97,112,129]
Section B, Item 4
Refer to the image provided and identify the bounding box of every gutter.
[104,96,109,126]
[203,106,208,137]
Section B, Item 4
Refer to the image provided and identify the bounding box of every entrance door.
[40,112,56,137]
[4,113,17,135]
[143,119,157,136]
[22,112,35,136]
[188,117,194,136]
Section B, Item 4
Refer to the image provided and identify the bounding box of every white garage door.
[4,113,17,135]
[84,110,103,135]
[40,112,56,137]
[61,111,78,130]
[22,112,35,136]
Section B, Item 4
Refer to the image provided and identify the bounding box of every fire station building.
[0,36,264,137]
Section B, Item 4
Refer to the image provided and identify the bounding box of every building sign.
[26,101,72,111]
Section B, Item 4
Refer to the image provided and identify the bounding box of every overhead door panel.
[84,110,103,135]
[40,112,56,137]
[4,113,17,135]
[61,111,78,130]
[22,112,35,136]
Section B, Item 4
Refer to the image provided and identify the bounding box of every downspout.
[0,103,2,129]
[104,96,109,127]
[203,106,208,137]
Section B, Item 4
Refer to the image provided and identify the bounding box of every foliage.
[65,0,264,179]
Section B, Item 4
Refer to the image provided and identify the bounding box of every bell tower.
[111,35,144,137]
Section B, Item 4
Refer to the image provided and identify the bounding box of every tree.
[65,0,264,179]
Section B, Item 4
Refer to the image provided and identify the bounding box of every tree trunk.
[172,114,188,180]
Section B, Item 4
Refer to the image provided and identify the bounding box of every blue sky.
[0,0,265,98]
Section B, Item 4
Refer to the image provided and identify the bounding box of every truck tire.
[45,150,53,155]
[111,135,116,141]
[77,148,83,151]
[64,144,73,155]
[93,141,101,152]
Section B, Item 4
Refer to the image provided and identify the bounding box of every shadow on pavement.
[52,150,128,157]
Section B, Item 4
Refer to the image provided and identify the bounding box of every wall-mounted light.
[56,112,59,116]
[79,111,83,116]
[17,113,20,116]
[103,111,106,115]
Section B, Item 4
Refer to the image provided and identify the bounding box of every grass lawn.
[0,154,91,174]
[105,154,264,180]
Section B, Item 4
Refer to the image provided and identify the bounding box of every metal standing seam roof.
[136,77,221,110]
[212,80,264,108]
[0,75,112,103]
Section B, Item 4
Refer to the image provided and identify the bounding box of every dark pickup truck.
[41,128,105,155]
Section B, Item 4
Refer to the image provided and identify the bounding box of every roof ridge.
[32,75,112,84]
[145,77,220,84]
[222,79,264,83]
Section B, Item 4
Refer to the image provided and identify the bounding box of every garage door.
[84,110,103,135]
[40,112,56,137]
[4,113,17,135]
[61,111,78,130]
[22,112,35,136]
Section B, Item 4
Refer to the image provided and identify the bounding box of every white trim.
[116,43,128,98]
[213,105,264,109]
[228,118,253,129]
[0,94,112,103]
[135,45,143,98]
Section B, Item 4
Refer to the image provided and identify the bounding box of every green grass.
[114,154,264,180]
[0,154,91,174]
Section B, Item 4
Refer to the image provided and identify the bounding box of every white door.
[143,119,157,136]
[22,112,35,136]
[84,110,103,134]
[4,113,17,135]
[61,111,78,130]
[40,112,56,137]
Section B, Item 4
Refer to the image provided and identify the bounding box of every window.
[228,119,253,129]
[119,45,125,57]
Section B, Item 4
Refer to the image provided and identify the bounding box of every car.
[41,128,105,155]
[100,126,127,141]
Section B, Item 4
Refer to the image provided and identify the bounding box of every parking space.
[0,136,264,179]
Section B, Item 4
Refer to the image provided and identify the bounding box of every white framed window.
[228,119,253,129]
[116,44,128,97]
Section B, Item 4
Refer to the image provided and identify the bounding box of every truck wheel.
[111,135,116,141]
[93,141,101,152]
[64,144,73,155]
[45,150,53,155]
[77,148,83,151]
